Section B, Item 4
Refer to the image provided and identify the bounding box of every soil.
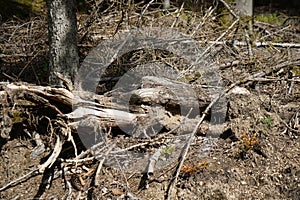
[0,1,300,200]
[0,81,299,200]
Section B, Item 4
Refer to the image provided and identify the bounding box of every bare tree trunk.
[46,0,79,86]
[163,0,170,9]
[234,0,253,16]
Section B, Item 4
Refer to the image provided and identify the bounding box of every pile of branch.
[0,74,211,191]
[1,0,300,198]
[1,53,299,195]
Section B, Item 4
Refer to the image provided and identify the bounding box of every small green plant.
[161,145,176,156]
[260,117,273,127]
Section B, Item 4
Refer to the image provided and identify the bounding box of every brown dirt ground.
[0,1,300,200]
[0,81,299,200]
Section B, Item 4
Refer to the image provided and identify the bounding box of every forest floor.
[0,1,299,199]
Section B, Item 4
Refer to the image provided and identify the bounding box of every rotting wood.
[0,57,298,193]
[0,76,211,146]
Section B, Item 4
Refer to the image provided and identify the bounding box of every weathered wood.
[0,77,211,137]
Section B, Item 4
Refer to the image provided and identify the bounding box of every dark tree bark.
[46,0,79,86]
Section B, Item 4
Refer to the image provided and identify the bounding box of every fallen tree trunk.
[0,76,212,141]
[0,76,214,179]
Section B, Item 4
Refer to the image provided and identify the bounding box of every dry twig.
[166,58,300,200]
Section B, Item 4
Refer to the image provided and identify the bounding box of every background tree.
[46,0,79,86]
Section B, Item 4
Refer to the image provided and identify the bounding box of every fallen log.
[0,76,213,142]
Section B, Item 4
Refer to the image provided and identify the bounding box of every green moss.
[274,36,285,43]
[255,12,286,25]
[0,0,46,21]
[292,66,300,76]
[15,0,45,13]
[218,13,234,28]
[180,12,192,23]
[178,72,201,83]
[216,2,238,29]
[154,12,163,18]
[11,110,26,123]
